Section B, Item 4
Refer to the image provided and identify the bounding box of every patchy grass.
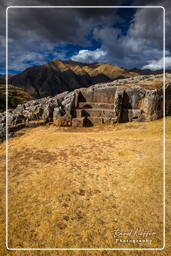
[116,73,171,90]
[0,118,171,256]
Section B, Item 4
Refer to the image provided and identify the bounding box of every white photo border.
[5,5,166,251]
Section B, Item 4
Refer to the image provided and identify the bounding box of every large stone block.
[80,87,117,103]
[76,108,115,118]
[53,107,65,120]
[113,87,124,122]
[128,109,143,122]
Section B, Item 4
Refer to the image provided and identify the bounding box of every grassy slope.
[47,59,138,80]
[0,78,33,112]
[0,118,171,256]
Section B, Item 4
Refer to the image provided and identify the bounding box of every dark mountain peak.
[9,59,140,99]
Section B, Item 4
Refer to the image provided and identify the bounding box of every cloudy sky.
[0,0,171,73]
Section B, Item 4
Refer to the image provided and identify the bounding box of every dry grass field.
[0,117,171,256]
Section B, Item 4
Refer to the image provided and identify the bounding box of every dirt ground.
[0,117,171,256]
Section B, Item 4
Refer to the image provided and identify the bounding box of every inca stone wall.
[0,76,170,142]
[72,80,164,126]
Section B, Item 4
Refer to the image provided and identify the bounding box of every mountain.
[9,59,139,98]
[0,77,34,112]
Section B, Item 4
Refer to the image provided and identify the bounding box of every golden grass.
[0,84,33,112]
[131,80,163,90]
[0,118,171,256]
[116,73,171,90]
[47,60,139,80]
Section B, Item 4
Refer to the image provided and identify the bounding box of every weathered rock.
[0,76,171,142]
[127,109,143,122]
[138,88,163,121]
[42,104,54,122]
[113,87,124,122]
[72,117,86,127]
[80,86,117,103]
[62,91,76,115]
[53,116,72,127]
[53,107,63,120]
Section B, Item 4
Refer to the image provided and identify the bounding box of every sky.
[0,0,171,74]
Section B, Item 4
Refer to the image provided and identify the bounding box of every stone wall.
[0,78,170,142]
[75,83,164,123]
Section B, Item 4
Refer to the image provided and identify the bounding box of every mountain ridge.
[9,59,139,98]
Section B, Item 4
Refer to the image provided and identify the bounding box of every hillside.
[0,78,33,112]
[9,59,138,98]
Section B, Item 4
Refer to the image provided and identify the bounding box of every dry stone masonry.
[0,75,171,141]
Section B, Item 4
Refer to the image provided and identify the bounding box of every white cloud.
[91,6,167,68]
[71,48,107,63]
[142,56,171,70]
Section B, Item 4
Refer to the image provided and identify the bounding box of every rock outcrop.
[0,75,170,142]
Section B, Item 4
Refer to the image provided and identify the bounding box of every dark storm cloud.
[1,0,128,44]
[0,0,126,71]
[0,0,171,72]
[7,7,118,45]
[72,6,165,68]
[0,0,128,71]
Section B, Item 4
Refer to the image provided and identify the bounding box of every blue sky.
[0,1,170,74]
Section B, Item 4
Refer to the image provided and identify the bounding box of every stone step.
[78,102,114,109]
[76,108,115,118]
[86,117,117,126]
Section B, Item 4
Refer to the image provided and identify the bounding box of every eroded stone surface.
[0,76,171,141]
